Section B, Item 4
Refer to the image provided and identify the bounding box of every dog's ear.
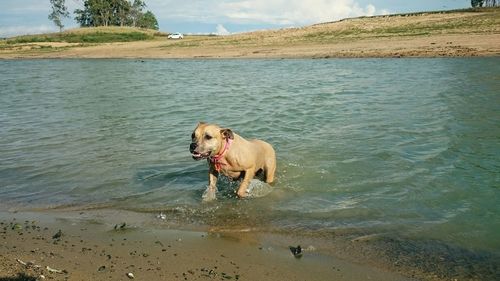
[220,128,234,140]
[197,121,206,126]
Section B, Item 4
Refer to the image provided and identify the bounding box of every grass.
[5,26,163,44]
[286,7,500,43]
[7,31,152,44]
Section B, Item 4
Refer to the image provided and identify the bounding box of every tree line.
[471,0,499,7]
[49,0,159,32]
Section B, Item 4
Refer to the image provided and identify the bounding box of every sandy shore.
[2,208,498,281]
[0,210,414,281]
[1,33,498,59]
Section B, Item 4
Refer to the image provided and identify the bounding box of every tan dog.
[189,122,276,200]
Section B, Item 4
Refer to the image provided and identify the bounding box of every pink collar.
[210,138,232,172]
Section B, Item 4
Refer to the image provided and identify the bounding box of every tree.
[90,0,112,26]
[74,0,159,29]
[49,0,70,32]
[137,10,159,30]
[471,0,484,7]
[74,1,93,27]
[74,0,115,27]
[472,0,499,6]
[130,0,146,27]
[484,0,499,6]
[114,0,132,26]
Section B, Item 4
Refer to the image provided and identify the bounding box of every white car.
[167,33,184,39]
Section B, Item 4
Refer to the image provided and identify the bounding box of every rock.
[114,222,127,230]
[98,265,106,272]
[126,272,135,279]
[46,265,63,274]
[52,230,62,239]
[289,245,303,258]
[156,212,166,220]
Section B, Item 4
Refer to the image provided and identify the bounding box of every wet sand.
[0,210,413,281]
[3,209,498,281]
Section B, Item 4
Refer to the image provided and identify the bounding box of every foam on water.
[245,179,273,198]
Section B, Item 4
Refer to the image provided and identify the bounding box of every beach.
[1,210,415,281]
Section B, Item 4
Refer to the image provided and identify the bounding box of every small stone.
[52,230,62,239]
[126,272,135,279]
[98,265,106,272]
[114,223,126,230]
[289,245,303,258]
[156,212,166,220]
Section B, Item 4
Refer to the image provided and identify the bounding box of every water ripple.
[1,58,499,252]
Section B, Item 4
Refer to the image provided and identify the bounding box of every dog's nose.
[189,143,197,153]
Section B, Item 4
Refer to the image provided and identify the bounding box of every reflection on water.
[0,59,499,255]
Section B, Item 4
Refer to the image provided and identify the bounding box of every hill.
[4,26,166,44]
[1,7,499,58]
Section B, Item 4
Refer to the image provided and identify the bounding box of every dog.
[189,122,276,200]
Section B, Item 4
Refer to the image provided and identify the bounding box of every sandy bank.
[0,210,413,281]
[1,9,499,59]
[1,34,498,59]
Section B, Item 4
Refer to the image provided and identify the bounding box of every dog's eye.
[204,134,212,140]
[191,133,195,140]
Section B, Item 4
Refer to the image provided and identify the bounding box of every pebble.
[289,245,303,258]
[98,265,106,272]
[156,212,167,220]
[52,230,62,239]
[126,272,135,279]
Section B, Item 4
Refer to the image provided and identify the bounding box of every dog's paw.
[202,187,217,202]
[236,189,248,198]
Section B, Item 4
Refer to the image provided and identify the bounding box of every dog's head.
[189,122,234,161]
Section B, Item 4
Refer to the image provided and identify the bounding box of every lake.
[1,58,499,261]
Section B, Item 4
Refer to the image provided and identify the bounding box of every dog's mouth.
[191,151,211,160]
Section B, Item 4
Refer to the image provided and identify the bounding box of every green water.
[1,59,499,257]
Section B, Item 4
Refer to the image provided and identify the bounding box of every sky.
[0,0,472,38]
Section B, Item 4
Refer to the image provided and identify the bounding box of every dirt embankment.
[203,8,500,58]
[1,8,499,59]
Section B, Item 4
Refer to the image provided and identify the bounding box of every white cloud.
[218,0,387,25]
[148,0,386,26]
[215,24,230,35]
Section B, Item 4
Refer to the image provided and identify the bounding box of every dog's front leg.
[236,167,255,198]
[202,168,218,202]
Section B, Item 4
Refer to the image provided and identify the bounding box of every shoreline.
[1,209,412,281]
[2,208,499,281]
[1,33,499,59]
